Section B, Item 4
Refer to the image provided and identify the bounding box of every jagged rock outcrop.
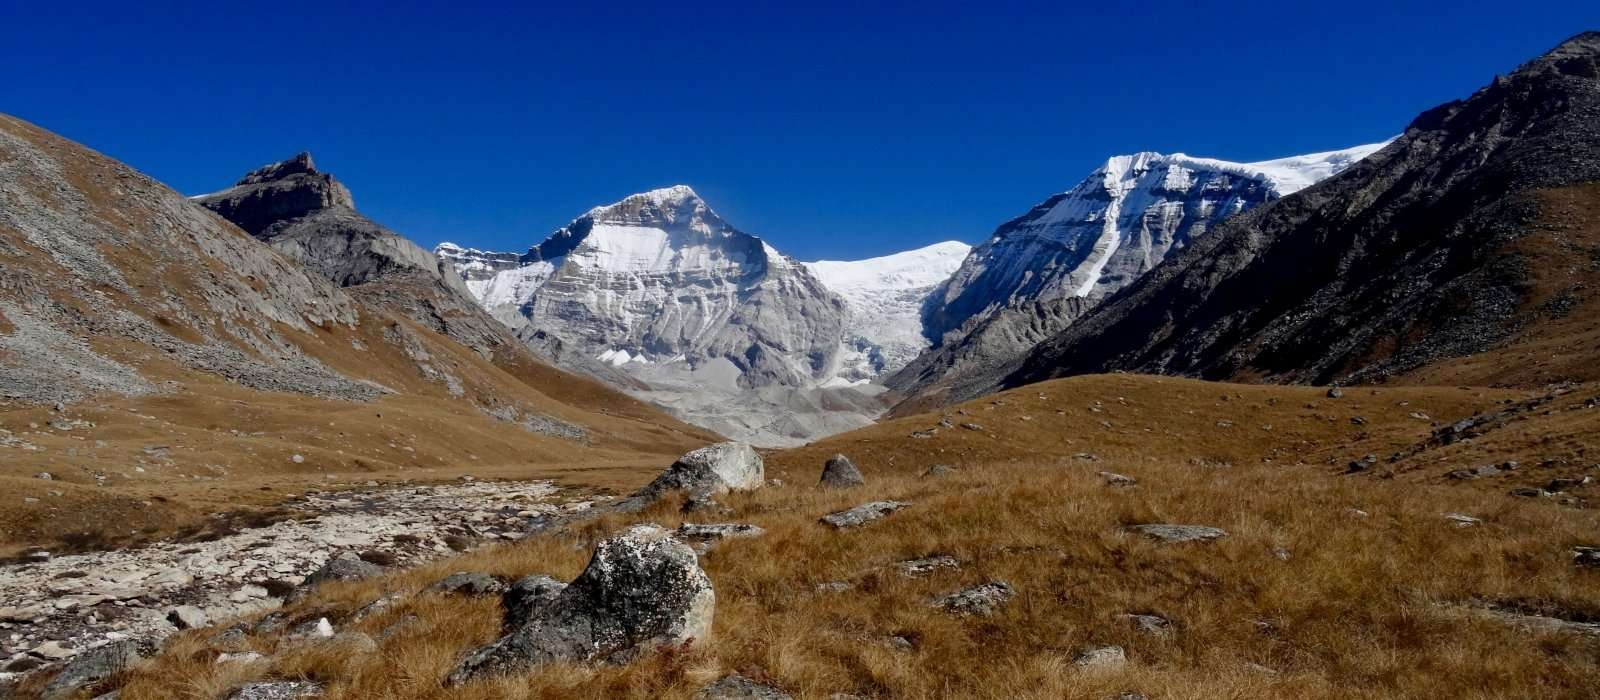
[447,524,714,684]
[888,142,1385,406]
[1002,32,1600,393]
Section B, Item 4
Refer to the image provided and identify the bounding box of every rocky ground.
[0,478,601,686]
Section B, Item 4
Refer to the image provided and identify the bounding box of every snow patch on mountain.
[804,241,971,382]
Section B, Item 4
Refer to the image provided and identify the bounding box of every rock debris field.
[0,479,599,681]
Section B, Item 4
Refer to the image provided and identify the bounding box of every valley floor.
[4,374,1599,698]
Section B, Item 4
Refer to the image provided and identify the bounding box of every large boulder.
[636,442,765,499]
[501,575,567,631]
[448,524,714,684]
[818,454,865,489]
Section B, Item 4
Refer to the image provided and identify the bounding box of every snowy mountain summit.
[922,141,1390,342]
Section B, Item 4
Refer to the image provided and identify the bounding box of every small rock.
[303,552,382,587]
[896,555,958,577]
[1345,454,1377,474]
[935,580,1014,616]
[229,681,323,699]
[215,651,264,665]
[1326,387,1343,399]
[694,673,792,699]
[1073,645,1126,669]
[819,454,865,489]
[675,523,767,549]
[1510,487,1548,498]
[31,640,76,660]
[290,454,305,464]
[1444,513,1482,528]
[923,464,956,477]
[34,472,52,480]
[284,617,334,642]
[1098,471,1137,487]
[821,501,908,529]
[425,572,508,597]
[1121,613,1172,636]
[1127,524,1228,543]
[815,582,853,593]
[167,605,208,630]
[1547,476,1593,492]
[1572,546,1599,569]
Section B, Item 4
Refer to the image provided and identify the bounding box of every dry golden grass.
[104,376,1600,700]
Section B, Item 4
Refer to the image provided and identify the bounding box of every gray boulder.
[935,580,1015,616]
[1127,524,1227,543]
[303,552,382,587]
[228,681,323,699]
[501,575,567,631]
[167,605,208,630]
[821,501,908,529]
[695,673,792,699]
[448,524,714,684]
[636,442,765,500]
[425,572,507,597]
[1574,546,1599,569]
[1074,645,1127,669]
[818,454,865,488]
[39,639,144,700]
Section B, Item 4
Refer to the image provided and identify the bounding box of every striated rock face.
[439,186,892,445]
[1004,32,1600,393]
[447,524,714,684]
[888,142,1384,406]
[460,186,848,388]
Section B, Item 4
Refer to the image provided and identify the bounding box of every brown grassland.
[68,374,1600,700]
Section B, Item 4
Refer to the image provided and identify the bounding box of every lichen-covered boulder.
[447,524,714,684]
[501,574,567,631]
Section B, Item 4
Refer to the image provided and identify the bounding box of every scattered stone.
[1444,513,1482,528]
[502,575,568,631]
[821,501,908,529]
[228,681,323,699]
[1098,471,1138,487]
[447,524,714,684]
[819,454,865,489]
[38,639,144,700]
[167,605,208,630]
[635,442,765,500]
[290,454,305,464]
[304,552,382,587]
[896,555,958,577]
[284,617,335,642]
[1326,387,1343,398]
[31,641,76,660]
[1350,416,1368,425]
[1122,613,1173,636]
[935,580,1014,616]
[1127,524,1228,543]
[815,582,853,593]
[923,464,956,477]
[675,523,767,549]
[681,491,731,515]
[1345,454,1377,474]
[215,651,264,665]
[34,472,52,480]
[694,673,792,699]
[1547,475,1593,492]
[1409,411,1432,421]
[1510,487,1548,498]
[1573,546,1599,569]
[1073,645,1127,669]
[425,572,508,597]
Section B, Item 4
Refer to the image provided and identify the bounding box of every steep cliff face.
[887,142,1385,406]
[1002,32,1600,394]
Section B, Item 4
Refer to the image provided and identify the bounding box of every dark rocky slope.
[997,32,1600,396]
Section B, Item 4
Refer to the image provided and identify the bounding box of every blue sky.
[6,2,1597,260]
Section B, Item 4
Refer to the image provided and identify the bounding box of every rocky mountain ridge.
[885,142,1386,406]
[1000,32,1600,395]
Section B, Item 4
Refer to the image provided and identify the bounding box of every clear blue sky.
[6,2,1597,260]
